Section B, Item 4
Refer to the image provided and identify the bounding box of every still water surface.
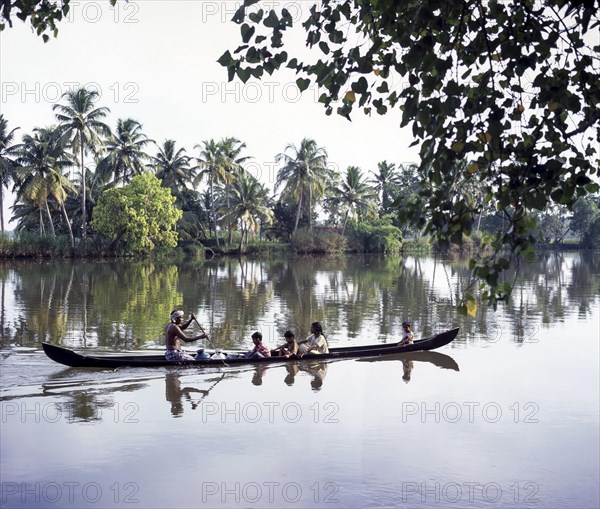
[1,253,598,508]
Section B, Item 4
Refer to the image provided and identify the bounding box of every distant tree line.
[0,89,598,256]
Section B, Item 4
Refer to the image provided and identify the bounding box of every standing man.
[165,309,207,361]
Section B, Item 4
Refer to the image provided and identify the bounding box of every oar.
[192,316,229,367]
[192,316,215,348]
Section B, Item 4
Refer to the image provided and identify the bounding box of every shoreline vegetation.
[0,229,595,260]
[1,90,599,266]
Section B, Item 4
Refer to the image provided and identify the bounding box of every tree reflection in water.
[40,381,148,423]
[1,252,597,350]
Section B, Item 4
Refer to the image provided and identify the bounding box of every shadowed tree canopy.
[0,0,118,41]
[218,0,600,309]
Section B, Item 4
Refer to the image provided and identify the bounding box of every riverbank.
[0,231,595,260]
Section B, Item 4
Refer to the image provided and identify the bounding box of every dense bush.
[291,228,347,254]
[346,218,402,254]
[582,216,600,249]
[433,232,490,255]
[244,241,289,256]
[0,232,73,258]
[402,237,432,253]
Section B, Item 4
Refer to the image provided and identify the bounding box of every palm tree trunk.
[210,178,219,248]
[308,185,313,230]
[227,185,233,245]
[61,202,74,248]
[0,190,4,233]
[39,208,46,236]
[80,132,86,244]
[44,201,56,237]
[239,226,244,252]
[294,193,303,233]
[342,209,350,235]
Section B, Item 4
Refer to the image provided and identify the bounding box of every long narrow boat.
[42,327,459,368]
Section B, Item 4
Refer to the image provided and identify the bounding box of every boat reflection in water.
[33,350,459,421]
[165,373,206,416]
[279,361,328,390]
[357,350,460,383]
[249,350,459,390]
[162,350,460,416]
[249,360,328,389]
[165,372,226,417]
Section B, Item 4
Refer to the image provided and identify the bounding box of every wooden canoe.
[42,327,459,368]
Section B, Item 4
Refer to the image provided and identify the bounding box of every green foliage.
[91,173,182,254]
[270,199,300,241]
[0,114,21,233]
[275,138,331,232]
[220,171,274,250]
[402,237,432,254]
[0,231,73,258]
[222,0,600,304]
[370,161,402,215]
[326,165,378,233]
[175,188,208,241]
[584,216,600,249]
[533,209,570,245]
[441,232,489,254]
[195,137,249,248]
[97,118,153,186]
[54,87,111,242]
[346,217,402,254]
[571,196,600,248]
[291,227,347,254]
[244,241,289,256]
[0,0,118,41]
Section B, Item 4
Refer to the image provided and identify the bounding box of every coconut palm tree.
[0,114,21,233]
[14,127,76,242]
[220,172,274,251]
[328,166,378,234]
[371,160,401,214]
[46,163,79,246]
[53,87,110,243]
[150,139,192,194]
[96,118,153,187]
[275,138,330,232]
[194,139,233,248]
[220,137,251,244]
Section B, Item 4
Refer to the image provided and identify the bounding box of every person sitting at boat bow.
[398,321,414,347]
[297,322,329,355]
[246,331,271,359]
[165,310,207,361]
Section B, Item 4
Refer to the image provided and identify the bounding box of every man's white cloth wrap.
[171,310,184,321]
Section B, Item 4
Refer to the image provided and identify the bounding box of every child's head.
[402,321,412,331]
[284,330,295,342]
[251,331,263,344]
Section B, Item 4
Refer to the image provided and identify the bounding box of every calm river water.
[1,253,598,509]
